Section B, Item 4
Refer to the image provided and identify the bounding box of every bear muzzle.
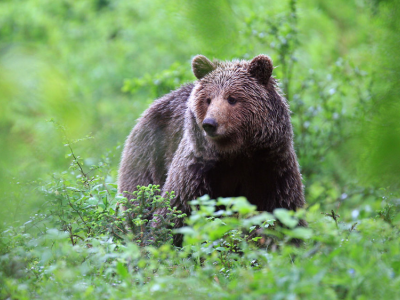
[202,118,218,137]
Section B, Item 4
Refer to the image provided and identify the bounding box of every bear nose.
[202,118,218,135]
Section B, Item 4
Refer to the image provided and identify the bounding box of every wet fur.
[118,55,305,229]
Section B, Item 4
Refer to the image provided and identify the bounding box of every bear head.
[188,54,291,155]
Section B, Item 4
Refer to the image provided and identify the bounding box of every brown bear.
[118,54,305,229]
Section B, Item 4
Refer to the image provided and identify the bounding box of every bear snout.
[202,118,218,136]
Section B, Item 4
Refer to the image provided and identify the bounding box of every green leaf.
[116,261,129,279]
[274,208,298,228]
[242,212,275,227]
[231,197,256,214]
[285,227,313,239]
[174,226,196,235]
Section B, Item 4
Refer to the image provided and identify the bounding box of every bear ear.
[248,54,273,86]
[192,55,216,80]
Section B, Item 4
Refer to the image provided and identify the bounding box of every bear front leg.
[267,149,305,212]
[151,138,210,230]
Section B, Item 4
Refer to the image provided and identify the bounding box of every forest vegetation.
[0,0,399,299]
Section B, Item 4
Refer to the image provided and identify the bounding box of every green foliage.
[30,133,184,248]
[122,62,194,99]
[121,185,186,247]
[1,183,399,299]
[1,0,400,299]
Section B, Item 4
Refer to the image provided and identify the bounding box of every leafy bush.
[1,141,399,299]
[1,163,399,299]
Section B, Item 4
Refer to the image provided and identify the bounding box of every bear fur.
[118,54,305,228]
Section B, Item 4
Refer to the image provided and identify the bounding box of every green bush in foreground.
[0,149,399,299]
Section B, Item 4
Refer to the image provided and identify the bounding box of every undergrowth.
[1,143,399,300]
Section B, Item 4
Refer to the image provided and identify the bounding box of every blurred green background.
[1,1,400,299]
[1,0,399,226]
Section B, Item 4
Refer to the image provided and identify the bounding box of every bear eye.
[227,96,237,105]
[206,98,211,105]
